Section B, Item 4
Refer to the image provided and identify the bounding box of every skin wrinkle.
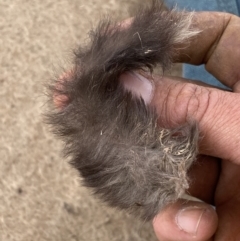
[162,83,173,127]
[203,91,225,134]
[203,13,231,64]
[199,90,224,154]
[175,82,195,125]
[205,14,240,87]
[193,89,209,153]
[188,85,202,124]
[185,85,209,127]
[198,87,210,126]
[153,77,240,161]
[200,91,240,161]
[158,81,210,129]
[156,81,184,128]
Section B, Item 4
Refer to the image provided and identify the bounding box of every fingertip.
[153,200,218,241]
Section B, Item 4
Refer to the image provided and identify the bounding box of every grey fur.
[47,0,199,221]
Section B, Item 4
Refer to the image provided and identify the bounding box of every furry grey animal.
[47,0,199,221]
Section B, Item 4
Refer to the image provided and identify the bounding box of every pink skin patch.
[53,70,73,109]
[119,71,154,104]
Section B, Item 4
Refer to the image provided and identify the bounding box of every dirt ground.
[0,1,181,240]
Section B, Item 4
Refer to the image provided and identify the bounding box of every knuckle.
[171,83,211,124]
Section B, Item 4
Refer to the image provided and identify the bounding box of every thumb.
[153,200,217,241]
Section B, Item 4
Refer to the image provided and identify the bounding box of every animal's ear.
[119,71,154,104]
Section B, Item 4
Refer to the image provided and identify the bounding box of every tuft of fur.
[47,0,199,221]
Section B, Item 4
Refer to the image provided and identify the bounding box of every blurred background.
[0,1,181,240]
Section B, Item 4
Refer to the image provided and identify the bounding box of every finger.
[214,160,240,240]
[153,200,218,241]
[120,73,221,203]
[174,12,240,90]
[121,12,240,89]
[150,75,240,162]
[187,155,220,205]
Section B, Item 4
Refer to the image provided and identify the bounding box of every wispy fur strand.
[47,0,199,221]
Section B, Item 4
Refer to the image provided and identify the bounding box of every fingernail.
[176,206,205,236]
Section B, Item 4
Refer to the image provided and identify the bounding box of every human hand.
[151,75,240,241]
[51,10,240,240]
[151,11,240,241]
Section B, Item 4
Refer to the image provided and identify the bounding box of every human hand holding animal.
[151,11,240,241]
[152,75,240,241]
[47,1,240,240]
